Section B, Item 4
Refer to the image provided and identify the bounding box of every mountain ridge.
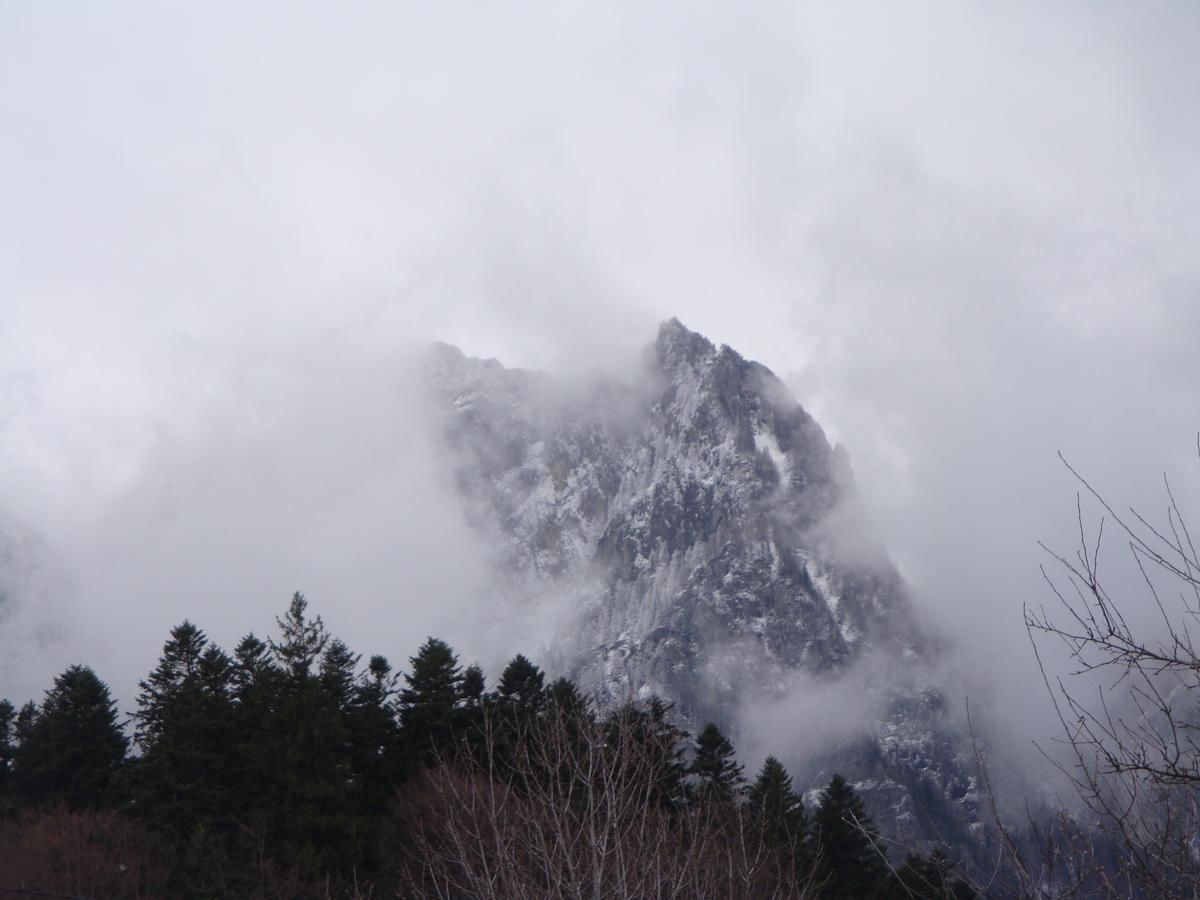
[424,318,979,849]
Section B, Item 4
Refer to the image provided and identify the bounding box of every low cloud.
[1,3,1198,780]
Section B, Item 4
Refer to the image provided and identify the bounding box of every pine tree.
[749,755,809,889]
[13,665,128,809]
[812,773,890,899]
[545,676,588,717]
[603,698,688,811]
[231,632,275,700]
[134,620,208,747]
[345,654,401,817]
[399,637,463,765]
[461,664,485,706]
[689,722,745,802]
[13,701,36,750]
[131,622,236,839]
[270,591,328,680]
[229,632,279,816]
[496,654,545,709]
[749,755,807,849]
[492,654,547,769]
[320,639,361,712]
[260,596,358,878]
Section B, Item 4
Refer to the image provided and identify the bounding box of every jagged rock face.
[427,319,915,715]
[424,319,978,848]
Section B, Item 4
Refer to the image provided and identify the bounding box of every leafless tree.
[1021,444,1200,899]
[390,699,818,899]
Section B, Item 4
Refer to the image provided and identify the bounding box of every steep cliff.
[424,318,980,849]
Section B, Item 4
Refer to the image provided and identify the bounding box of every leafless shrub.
[390,701,817,899]
[0,807,172,899]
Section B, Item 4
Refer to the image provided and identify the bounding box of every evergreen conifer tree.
[461,664,485,706]
[320,639,361,710]
[545,676,588,717]
[13,665,127,809]
[134,621,208,745]
[232,633,275,700]
[270,592,329,680]
[603,698,688,810]
[749,755,809,889]
[261,596,358,878]
[689,722,745,802]
[345,654,401,817]
[228,632,279,817]
[749,755,807,849]
[812,773,890,899]
[496,654,545,709]
[131,622,236,838]
[399,637,463,765]
[543,677,592,747]
[13,701,36,751]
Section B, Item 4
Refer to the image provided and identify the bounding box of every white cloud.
[0,3,1197,773]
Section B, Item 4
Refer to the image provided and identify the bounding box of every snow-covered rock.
[424,318,980,850]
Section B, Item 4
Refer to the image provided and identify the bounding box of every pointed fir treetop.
[749,755,806,848]
[399,638,465,762]
[401,637,462,706]
[497,653,545,707]
[320,639,361,706]
[690,722,745,802]
[15,665,128,809]
[136,621,219,748]
[545,677,589,717]
[232,632,276,697]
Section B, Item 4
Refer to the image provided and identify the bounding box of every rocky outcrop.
[424,318,980,850]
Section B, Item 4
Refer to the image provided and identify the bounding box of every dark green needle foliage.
[319,638,361,709]
[689,721,745,803]
[603,698,688,811]
[749,755,810,891]
[0,591,994,898]
[346,653,402,817]
[545,676,589,718]
[132,622,237,839]
[461,664,486,706]
[496,653,545,710]
[270,591,329,679]
[399,637,464,766]
[13,665,127,810]
[812,773,890,899]
[260,593,358,879]
[749,755,807,850]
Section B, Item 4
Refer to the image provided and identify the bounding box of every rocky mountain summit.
[424,319,980,848]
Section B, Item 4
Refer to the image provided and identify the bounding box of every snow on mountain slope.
[424,318,980,848]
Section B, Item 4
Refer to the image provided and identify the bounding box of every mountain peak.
[424,320,972,851]
[654,317,716,371]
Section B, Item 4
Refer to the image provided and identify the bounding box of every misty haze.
[2,4,1199,898]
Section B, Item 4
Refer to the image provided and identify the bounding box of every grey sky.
[1,3,1198,759]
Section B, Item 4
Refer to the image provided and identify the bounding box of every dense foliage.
[0,594,971,898]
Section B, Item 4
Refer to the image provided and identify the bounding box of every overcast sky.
[2,3,1198,760]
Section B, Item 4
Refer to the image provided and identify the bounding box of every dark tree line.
[0,592,970,898]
